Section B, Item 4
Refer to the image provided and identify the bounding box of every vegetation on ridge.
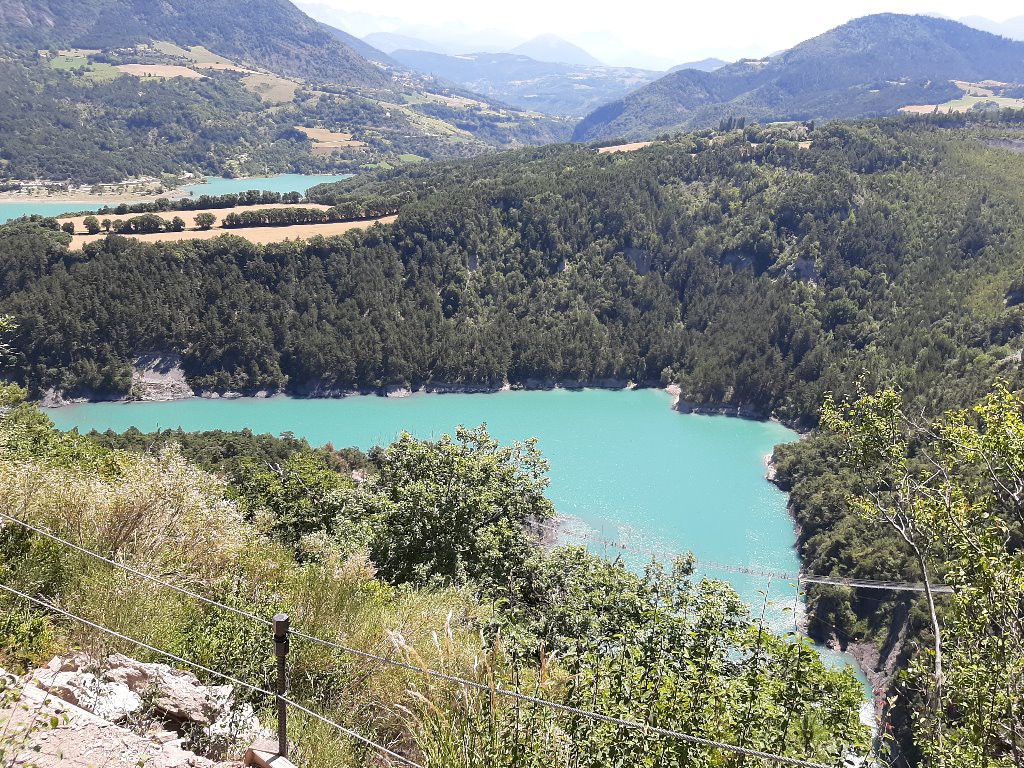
[3,115,1024,417]
[573,14,1024,140]
[821,384,1024,768]
[0,49,568,184]
[0,0,387,86]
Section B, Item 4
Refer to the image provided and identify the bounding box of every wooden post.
[273,613,290,758]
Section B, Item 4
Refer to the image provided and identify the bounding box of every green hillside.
[4,112,1024,762]
[0,1,571,184]
[0,0,386,86]
[1,115,1019,423]
[574,14,1024,140]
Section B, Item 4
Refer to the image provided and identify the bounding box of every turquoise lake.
[46,387,870,694]
[179,174,353,197]
[48,389,801,607]
[0,174,353,223]
[0,201,97,222]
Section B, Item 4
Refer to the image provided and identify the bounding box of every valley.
[1,3,1023,768]
[388,49,663,117]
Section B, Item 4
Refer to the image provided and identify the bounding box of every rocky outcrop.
[29,653,266,747]
[38,387,121,407]
[2,663,237,768]
[423,381,508,394]
[517,377,636,390]
[842,601,913,710]
[130,353,195,401]
[30,660,144,722]
[674,398,767,419]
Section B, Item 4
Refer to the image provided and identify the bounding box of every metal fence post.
[273,613,290,758]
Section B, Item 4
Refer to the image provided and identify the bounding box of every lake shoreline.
[40,380,660,408]
[0,189,190,206]
[38,377,808,431]
[40,381,872,705]
[0,173,356,224]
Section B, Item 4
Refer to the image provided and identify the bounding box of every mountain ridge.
[510,34,602,66]
[574,13,1024,141]
[670,58,729,73]
[958,14,1024,41]
[0,0,387,87]
[363,31,445,55]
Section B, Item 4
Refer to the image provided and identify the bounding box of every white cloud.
[299,0,1024,68]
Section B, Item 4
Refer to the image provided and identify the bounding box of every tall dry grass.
[0,436,493,766]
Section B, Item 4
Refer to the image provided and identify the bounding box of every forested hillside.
[0,57,314,182]
[0,0,571,183]
[0,0,386,86]
[574,14,1024,140]
[4,114,1022,423]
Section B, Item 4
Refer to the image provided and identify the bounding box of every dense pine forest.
[3,114,1023,418]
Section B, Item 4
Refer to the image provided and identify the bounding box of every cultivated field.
[295,126,368,155]
[150,42,248,70]
[49,54,121,83]
[69,216,397,249]
[196,61,253,72]
[116,64,206,79]
[901,80,1024,114]
[598,141,654,154]
[242,73,299,103]
[57,204,333,234]
[900,95,1024,114]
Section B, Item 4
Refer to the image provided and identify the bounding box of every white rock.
[102,653,228,725]
[30,667,143,722]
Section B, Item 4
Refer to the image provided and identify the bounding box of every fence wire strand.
[535,520,952,593]
[0,580,428,768]
[1,512,860,768]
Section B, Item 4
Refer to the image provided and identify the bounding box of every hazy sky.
[299,0,1024,69]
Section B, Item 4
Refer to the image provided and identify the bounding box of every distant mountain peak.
[574,13,1024,141]
[957,14,1024,41]
[670,58,729,73]
[510,34,603,67]
[363,31,448,55]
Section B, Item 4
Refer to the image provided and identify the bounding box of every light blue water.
[180,174,353,197]
[0,174,353,224]
[0,201,96,223]
[48,389,799,601]
[45,388,871,695]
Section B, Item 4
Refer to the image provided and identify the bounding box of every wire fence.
[0,581,424,768]
[0,509,874,768]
